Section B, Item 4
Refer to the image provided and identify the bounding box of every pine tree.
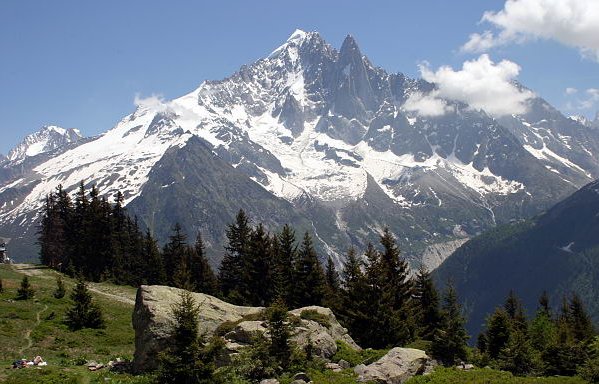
[142,229,166,285]
[485,307,512,359]
[538,291,551,317]
[16,276,35,300]
[267,298,291,370]
[497,328,535,375]
[53,276,66,299]
[65,277,105,330]
[431,283,469,365]
[292,232,326,307]
[413,264,442,341]
[189,232,217,295]
[242,223,273,306]
[324,256,341,311]
[163,223,188,286]
[275,224,297,306]
[157,290,214,384]
[567,293,594,343]
[504,290,528,334]
[219,210,251,303]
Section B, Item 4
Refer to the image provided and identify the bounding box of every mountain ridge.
[1,30,598,265]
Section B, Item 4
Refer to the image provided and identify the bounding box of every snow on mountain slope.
[1,30,598,265]
[7,125,83,163]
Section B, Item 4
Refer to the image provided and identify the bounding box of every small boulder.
[292,372,311,382]
[338,359,351,369]
[325,362,342,372]
[354,347,435,383]
[259,379,280,384]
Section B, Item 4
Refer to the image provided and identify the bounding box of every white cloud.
[565,87,599,111]
[402,91,453,117]
[417,54,534,117]
[133,93,170,113]
[565,87,578,95]
[461,0,599,61]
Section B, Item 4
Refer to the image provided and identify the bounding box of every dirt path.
[19,303,48,356]
[11,264,136,306]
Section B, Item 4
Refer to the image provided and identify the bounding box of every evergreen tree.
[497,328,535,376]
[413,264,442,341]
[324,256,341,310]
[568,293,594,343]
[16,276,35,300]
[219,210,251,304]
[339,247,371,348]
[275,224,296,306]
[242,223,273,306]
[163,223,188,286]
[538,291,551,317]
[267,298,291,370]
[485,307,511,359]
[292,232,326,307]
[53,276,66,299]
[173,253,193,290]
[65,277,105,330]
[157,290,215,384]
[142,229,166,285]
[504,290,528,334]
[431,283,469,365]
[189,232,217,295]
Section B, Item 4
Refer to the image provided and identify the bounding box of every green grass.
[0,264,143,383]
[331,340,388,367]
[299,309,331,328]
[406,367,588,384]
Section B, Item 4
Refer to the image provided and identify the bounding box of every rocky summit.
[2,30,599,267]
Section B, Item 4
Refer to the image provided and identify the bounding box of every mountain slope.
[434,179,599,335]
[7,125,83,163]
[1,30,598,264]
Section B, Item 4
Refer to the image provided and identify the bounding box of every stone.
[325,362,342,372]
[292,371,311,382]
[133,286,361,372]
[132,285,262,372]
[259,379,280,384]
[354,347,435,384]
[289,306,361,358]
[338,359,351,369]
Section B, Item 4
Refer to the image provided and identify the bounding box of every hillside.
[0,264,144,384]
[434,179,599,336]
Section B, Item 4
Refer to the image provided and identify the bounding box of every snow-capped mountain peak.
[7,125,83,162]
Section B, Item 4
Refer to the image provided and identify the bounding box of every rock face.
[133,285,360,372]
[132,285,262,372]
[354,347,435,384]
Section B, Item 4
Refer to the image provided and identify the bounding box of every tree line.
[38,183,597,375]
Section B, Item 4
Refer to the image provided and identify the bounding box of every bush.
[53,276,66,299]
[16,276,35,300]
[65,278,105,330]
[331,340,388,366]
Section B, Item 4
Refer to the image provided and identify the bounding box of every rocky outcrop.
[133,285,360,372]
[354,347,435,384]
[132,285,262,372]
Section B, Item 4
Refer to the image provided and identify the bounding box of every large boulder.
[133,285,361,372]
[354,347,435,384]
[132,285,262,372]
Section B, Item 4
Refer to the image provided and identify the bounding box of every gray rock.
[292,372,311,382]
[259,379,280,384]
[132,286,361,372]
[354,347,435,383]
[338,359,351,369]
[325,362,342,372]
[132,285,263,372]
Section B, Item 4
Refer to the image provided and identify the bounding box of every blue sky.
[1,0,598,154]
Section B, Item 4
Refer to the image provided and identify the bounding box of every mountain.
[434,178,599,336]
[6,125,83,163]
[1,30,599,264]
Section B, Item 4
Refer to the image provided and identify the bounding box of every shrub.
[16,276,35,300]
[300,309,330,328]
